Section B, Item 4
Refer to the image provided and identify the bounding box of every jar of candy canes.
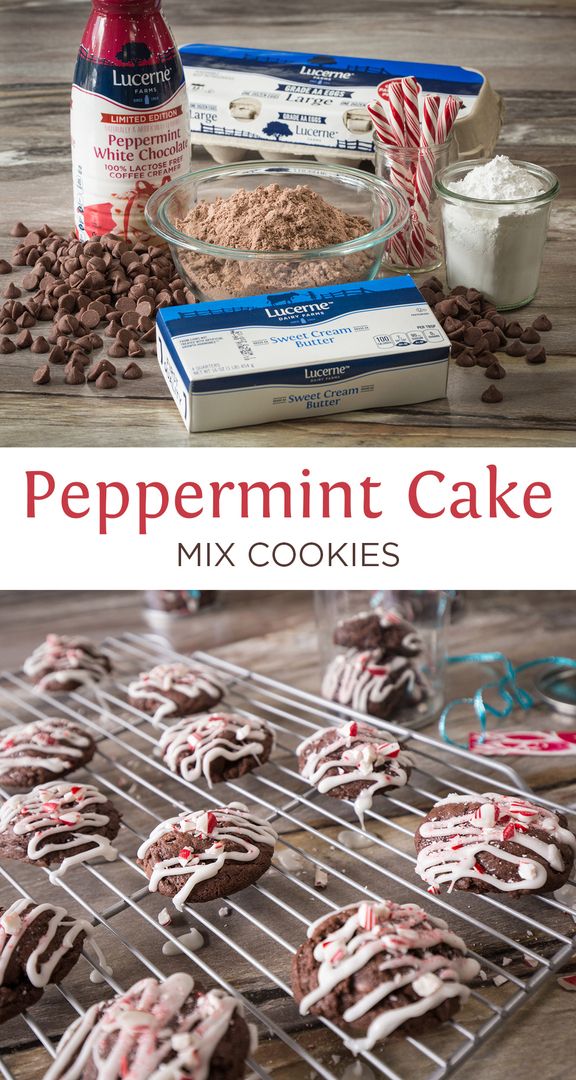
[375,135,456,273]
[315,590,451,728]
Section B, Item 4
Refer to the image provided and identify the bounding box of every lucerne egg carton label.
[179,45,502,163]
[155,276,450,432]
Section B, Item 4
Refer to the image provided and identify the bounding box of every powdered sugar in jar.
[435,156,558,309]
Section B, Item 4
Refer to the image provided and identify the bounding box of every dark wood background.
[0,0,574,446]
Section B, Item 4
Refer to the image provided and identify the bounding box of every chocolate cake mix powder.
[175,183,373,298]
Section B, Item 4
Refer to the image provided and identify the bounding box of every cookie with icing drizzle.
[292,900,479,1052]
[334,609,423,657]
[43,972,254,1080]
[0,718,96,789]
[0,899,93,1024]
[415,792,576,896]
[297,721,412,825]
[0,781,121,879]
[322,649,428,720]
[23,634,112,693]
[128,662,224,725]
[137,802,277,909]
[160,711,273,787]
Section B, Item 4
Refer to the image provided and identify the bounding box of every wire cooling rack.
[1,632,575,1080]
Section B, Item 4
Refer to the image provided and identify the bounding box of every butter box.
[155,276,450,433]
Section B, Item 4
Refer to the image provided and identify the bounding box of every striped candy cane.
[437,95,461,144]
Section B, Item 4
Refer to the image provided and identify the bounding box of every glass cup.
[434,159,559,309]
[374,134,456,274]
[315,590,452,728]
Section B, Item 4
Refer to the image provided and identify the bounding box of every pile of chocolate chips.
[420,277,552,404]
[0,223,193,388]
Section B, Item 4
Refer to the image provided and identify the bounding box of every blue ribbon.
[439,653,576,749]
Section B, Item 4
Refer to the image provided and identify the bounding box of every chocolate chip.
[443,316,463,336]
[89,333,103,349]
[70,349,90,367]
[484,331,500,352]
[520,327,540,344]
[121,361,142,380]
[481,384,503,403]
[455,352,476,367]
[74,334,95,352]
[491,313,507,330]
[10,222,28,237]
[79,308,102,330]
[532,314,552,332]
[48,345,67,364]
[128,340,145,358]
[141,325,156,343]
[436,298,459,318]
[475,351,498,368]
[0,259,12,274]
[3,283,21,300]
[466,288,483,302]
[463,325,483,347]
[95,371,118,389]
[64,365,86,385]
[115,328,138,347]
[419,286,438,305]
[116,296,136,312]
[0,336,16,353]
[30,336,50,353]
[120,310,140,328]
[526,344,547,365]
[472,336,490,356]
[476,319,494,332]
[22,272,41,290]
[506,321,523,338]
[57,314,79,335]
[32,363,50,384]
[485,360,506,380]
[505,339,527,357]
[16,311,36,328]
[0,318,17,335]
[86,360,115,382]
[135,299,155,318]
[108,342,127,358]
[15,329,32,349]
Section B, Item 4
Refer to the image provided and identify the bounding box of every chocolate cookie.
[0,718,96,789]
[415,792,576,896]
[137,802,277,909]
[128,662,224,725]
[334,609,422,657]
[292,900,479,1053]
[0,899,91,1023]
[298,721,411,824]
[0,781,121,879]
[322,650,428,720]
[160,710,273,787]
[23,634,112,693]
[44,973,253,1080]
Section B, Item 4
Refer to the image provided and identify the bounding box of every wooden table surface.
[0,0,574,447]
[0,589,575,1078]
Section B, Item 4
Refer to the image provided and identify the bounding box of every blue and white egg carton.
[179,45,502,165]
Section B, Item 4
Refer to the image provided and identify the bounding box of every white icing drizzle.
[128,663,224,725]
[322,651,424,715]
[337,609,422,655]
[160,710,271,787]
[137,802,277,911]
[161,929,204,956]
[0,781,119,878]
[0,899,92,989]
[23,635,110,691]
[44,973,243,1080]
[0,719,92,780]
[298,901,479,1053]
[416,792,576,894]
[298,721,411,826]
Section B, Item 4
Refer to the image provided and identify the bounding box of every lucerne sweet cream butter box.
[155,276,450,433]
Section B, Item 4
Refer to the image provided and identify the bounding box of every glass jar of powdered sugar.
[435,156,559,310]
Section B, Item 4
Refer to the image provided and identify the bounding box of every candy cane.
[437,96,461,145]
[400,76,421,148]
[367,101,396,145]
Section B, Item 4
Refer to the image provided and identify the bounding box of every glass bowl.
[145,160,409,301]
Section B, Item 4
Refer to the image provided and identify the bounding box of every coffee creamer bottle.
[71,0,190,241]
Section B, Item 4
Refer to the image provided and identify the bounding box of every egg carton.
[180,45,503,166]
